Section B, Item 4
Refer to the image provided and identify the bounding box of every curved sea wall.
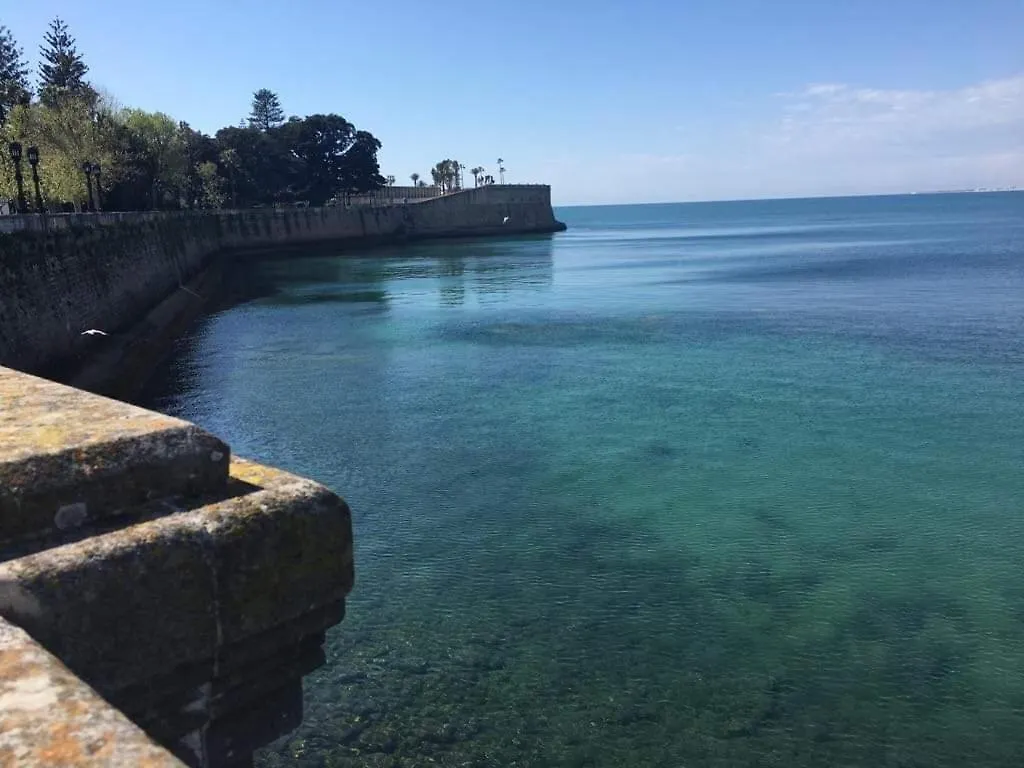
[0,185,564,767]
[0,185,564,385]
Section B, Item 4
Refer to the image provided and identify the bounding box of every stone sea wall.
[0,366,355,767]
[0,185,564,381]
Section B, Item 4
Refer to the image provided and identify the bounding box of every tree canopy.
[37,18,90,105]
[0,25,31,116]
[0,21,387,212]
[430,159,462,192]
[249,88,284,131]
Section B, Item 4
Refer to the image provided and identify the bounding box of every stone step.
[0,367,230,551]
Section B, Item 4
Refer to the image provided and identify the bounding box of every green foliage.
[430,159,462,192]
[121,109,186,208]
[0,92,113,209]
[0,25,31,115]
[37,18,90,105]
[0,23,386,211]
[249,88,284,131]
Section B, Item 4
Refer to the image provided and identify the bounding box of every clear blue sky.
[6,1,1024,204]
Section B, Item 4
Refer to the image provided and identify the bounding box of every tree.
[0,90,114,210]
[215,124,298,206]
[178,121,219,208]
[219,148,239,208]
[417,179,427,187]
[385,175,395,186]
[430,159,461,192]
[122,109,187,209]
[470,166,484,188]
[38,18,89,101]
[275,113,356,205]
[410,172,420,186]
[248,88,284,131]
[2,75,390,211]
[338,130,386,195]
[196,161,225,209]
[0,26,31,119]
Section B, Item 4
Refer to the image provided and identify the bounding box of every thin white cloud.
[773,75,1024,152]
[554,74,1024,204]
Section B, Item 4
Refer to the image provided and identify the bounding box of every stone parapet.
[0,367,355,767]
[0,616,185,767]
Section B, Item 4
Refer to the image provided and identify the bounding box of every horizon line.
[553,188,1024,208]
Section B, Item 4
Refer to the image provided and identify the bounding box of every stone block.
[0,368,230,548]
[0,616,184,767]
[0,366,355,767]
[0,459,352,697]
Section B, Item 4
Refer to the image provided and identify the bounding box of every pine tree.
[38,18,88,92]
[248,89,284,131]
[0,25,31,117]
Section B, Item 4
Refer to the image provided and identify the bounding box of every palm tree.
[470,166,484,187]
[410,172,420,186]
[386,175,396,186]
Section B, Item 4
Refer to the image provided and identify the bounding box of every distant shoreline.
[557,188,1024,208]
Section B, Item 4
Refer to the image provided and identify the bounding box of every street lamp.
[497,157,506,185]
[26,146,43,213]
[81,161,96,212]
[8,142,26,213]
[92,163,103,211]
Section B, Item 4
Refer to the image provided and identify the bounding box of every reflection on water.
[141,196,1024,768]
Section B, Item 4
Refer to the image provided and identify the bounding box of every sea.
[142,192,1024,767]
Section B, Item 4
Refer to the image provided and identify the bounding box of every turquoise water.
[144,193,1024,767]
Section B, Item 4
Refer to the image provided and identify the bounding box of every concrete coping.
[0,616,185,767]
[0,368,230,549]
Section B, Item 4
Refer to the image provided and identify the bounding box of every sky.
[5,0,1024,205]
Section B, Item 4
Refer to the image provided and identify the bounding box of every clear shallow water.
[143,193,1024,767]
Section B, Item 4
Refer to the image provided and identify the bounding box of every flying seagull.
[81,329,108,336]
[503,216,510,224]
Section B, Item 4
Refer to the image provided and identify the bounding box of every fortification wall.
[0,186,563,381]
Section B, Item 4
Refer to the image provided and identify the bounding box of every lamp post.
[92,163,103,211]
[497,157,505,185]
[26,146,43,213]
[8,142,26,213]
[81,161,95,212]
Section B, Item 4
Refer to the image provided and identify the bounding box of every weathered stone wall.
[0,186,564,380]
[0,366,355,767]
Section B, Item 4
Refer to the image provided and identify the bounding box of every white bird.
[503,216,510,224]
[81,329,108,336]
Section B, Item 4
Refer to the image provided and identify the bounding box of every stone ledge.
[0,616,184,767]
[0,368,230,548]
[0,365,355,766]
[0,457,354,694]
